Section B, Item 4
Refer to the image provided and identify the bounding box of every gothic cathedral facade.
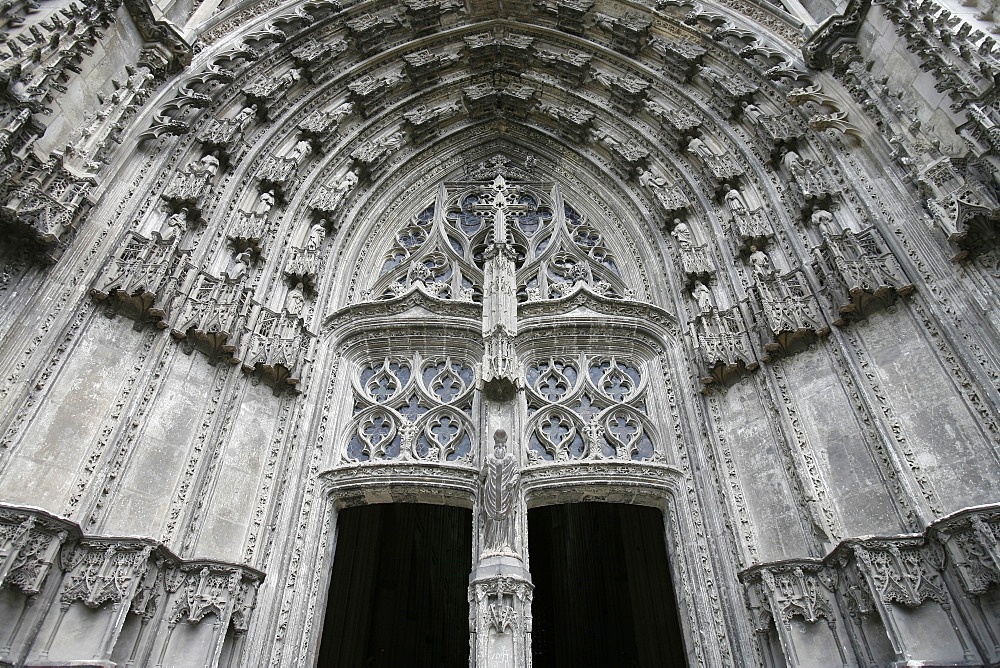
[1,0,999,664]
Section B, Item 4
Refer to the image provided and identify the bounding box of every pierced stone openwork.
[366,177,632,303]
[345,354,476,463]
[524,354,656,462]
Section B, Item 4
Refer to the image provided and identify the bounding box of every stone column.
[470,429,533,668]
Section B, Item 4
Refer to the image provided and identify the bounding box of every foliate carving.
[470,575,533,668]
[242,68,302,119]
[595,11,651,55]
[813,225,915,326]
[344,353,476,464]
[525,355,658,462]
[692,306,758,389]
[89,232,190,328]
[60,541,153,609]
[742,564,835,629]
[0,509,69,596]
[291,37,348,82]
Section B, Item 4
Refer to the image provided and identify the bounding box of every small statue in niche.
[811,209,835,232]
[224,250,252,282]
[748,245,774,280]
[692,280,714,313]
[155,208,188,242]
[481,429,519,555]
[255,190,275,216]
[284,282,306,316]
[306,222,326,252]
[724,185,748,218]
[671,220,694,249]
[287,139,313,164]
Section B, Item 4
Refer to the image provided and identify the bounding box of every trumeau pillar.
[471,176,533,668]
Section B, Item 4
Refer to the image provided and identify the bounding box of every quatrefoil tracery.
[347,354,476,464]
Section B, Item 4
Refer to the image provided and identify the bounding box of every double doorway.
[318,502,686,667]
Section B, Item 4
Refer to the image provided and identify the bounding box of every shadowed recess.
[319,503,473,668]
[529,502,686,667]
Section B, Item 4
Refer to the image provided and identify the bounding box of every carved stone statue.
[224,250,252,282]
[481,429,519,555]
[284,282,306,315]
[287,139,313,164]
[255,191,275,216]
[724,186,748,217]
[671,220,694,249]
[155,208,188,242]
[749,245,774,279]
[692,280,714,313]
[306,223,326,252]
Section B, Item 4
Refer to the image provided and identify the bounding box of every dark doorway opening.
[529,502,687,667]
[318,503,472,668]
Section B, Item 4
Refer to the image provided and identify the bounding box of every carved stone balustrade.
[171,273,252,364]
[284,248,320,290]
[403,0,446,34]
[241,307,311,393]
[0,504,262,668]
[554,0,595,35]
[90,233,190,328]
[403,101,463,144]
[196,107,256,161]
[537,102,594,144]
[645,101,703,144]
[742,107,804,163]
[464,32,535,75]
[596,12,651,56]
[402,49,460,86]
[291,37,348,83]
[228,210,270,254]
[752,270,828,361]
[161,155,220,215]
[242,68,302,120]
[348,71,405,117]
[462,82,538,120]
[691,305,759,389]
[297,102,355,141]
[813,228,915,326]
[350,130,406,178]
[346,13,393,56]
[920,157,1000,261]
[256,155,300,194]
[535,47,593,85]
[0,162,94,263]
[649,37,707,81]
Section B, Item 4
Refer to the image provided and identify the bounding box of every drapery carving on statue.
[481,430,519,556]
